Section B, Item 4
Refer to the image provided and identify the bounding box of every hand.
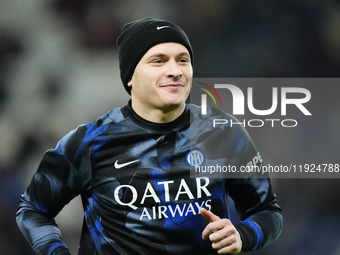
[200,208,242,254]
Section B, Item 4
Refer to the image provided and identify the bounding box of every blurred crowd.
[1,1,340,254]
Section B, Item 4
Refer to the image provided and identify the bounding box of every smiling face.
[128,42,193,122]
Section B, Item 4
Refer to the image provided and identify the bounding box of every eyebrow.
[178,52,191,60]
[179,52,190,57]
[147,53,166,59]
[147,52,190,60]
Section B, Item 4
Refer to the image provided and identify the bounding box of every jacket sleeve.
[229,177,283,251]
[16,125,92,255]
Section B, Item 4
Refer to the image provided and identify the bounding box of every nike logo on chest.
[114,159,139,169]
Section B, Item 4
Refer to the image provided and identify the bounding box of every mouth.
[160,83,185,90]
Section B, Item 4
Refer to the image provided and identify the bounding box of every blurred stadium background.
[1,1,340,254]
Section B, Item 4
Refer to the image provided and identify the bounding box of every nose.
[165,60,183,78]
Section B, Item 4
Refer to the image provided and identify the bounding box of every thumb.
[200,207,220,222]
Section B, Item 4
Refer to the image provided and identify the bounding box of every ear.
[127,78,132,87]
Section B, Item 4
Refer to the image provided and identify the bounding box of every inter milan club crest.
[186,150,205,167]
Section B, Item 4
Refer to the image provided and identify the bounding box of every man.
[16,17,283,255]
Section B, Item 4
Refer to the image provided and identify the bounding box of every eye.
[151,59,163,64]
[178,57,190,64]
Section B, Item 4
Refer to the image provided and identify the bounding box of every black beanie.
[116,17,194,95]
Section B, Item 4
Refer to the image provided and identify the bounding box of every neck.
[131,100,185,123]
